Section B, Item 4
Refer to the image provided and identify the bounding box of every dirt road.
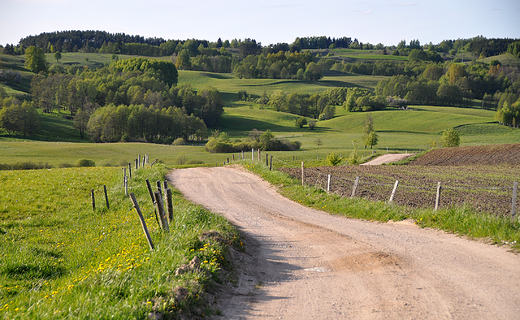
[168,167,520,319]
[361,153,413,165]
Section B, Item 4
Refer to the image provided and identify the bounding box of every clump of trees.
[0,97,40,136]
[83,104,207,143]
[495,97,520,127]
[27,57,225,142]
[205,130,301,153]
[233,51,322,80]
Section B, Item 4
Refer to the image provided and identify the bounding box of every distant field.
[178,70,385,105]
[479,53,520,67]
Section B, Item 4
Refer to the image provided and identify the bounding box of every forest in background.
[1,31,520,142]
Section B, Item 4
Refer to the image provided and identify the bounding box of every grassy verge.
[0,164,240,318]
[243,162,520,251]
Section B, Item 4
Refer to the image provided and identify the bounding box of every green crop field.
[0,164,239,318]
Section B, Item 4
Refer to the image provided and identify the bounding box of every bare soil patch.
[409,143,520,166]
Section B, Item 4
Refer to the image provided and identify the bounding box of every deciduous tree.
[25,46,49,73]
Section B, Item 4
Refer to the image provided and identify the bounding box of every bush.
[175,153,188,165]
[440,128,460,148]
[172,138,186,145]
[296,117,308,128]
[326,153,344,166]
[75,159,96,167]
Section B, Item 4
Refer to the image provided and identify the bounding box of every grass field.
[0,164,239,318]
[0,103,518,169]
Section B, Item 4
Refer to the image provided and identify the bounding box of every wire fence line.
[232,153,518,219]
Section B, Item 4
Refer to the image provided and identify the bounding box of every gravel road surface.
[168,167,520,319]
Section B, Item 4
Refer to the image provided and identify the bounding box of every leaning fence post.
[145,179,156,205]
[91,189,95,211]
[150,159,158,167]
[512,181,518,222]
[389,180,399,203]
[327,174,331,193]
[435,182,442,211]
[129,193,154,251]
[154,191,169,232]
[301,162,304,186]
[103,185,110,210]
[166,188,173,224]
[351,176,360,198]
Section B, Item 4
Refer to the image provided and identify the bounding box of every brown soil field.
[280,165,520,216]
[408,143,520,166]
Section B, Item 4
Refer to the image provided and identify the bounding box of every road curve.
[168,167,520,319]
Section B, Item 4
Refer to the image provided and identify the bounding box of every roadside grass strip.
[243,162,520,252]
[0,165,239,318]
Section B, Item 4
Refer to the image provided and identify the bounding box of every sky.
[1,0,519,47]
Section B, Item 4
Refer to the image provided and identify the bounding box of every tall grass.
[0,164,239,318]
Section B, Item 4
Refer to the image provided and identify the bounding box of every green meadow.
[0,164,239,318]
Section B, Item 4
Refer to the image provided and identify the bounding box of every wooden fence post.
[166,188,174,224]
[327,174,331,193]
[104,185,109,210]
[91,189,95,211]
[150,159,158,167]
[270,156,273,171]
[258,150,261,161]
[252,148,254,161]
[301,162,304,186]
[351,176,359,198]
[145,179,156,205]
[128,163,132,178]
[138,154,141,168]
[435,182,442,211]
[156,180,163,198]
[163,180,168,190]
[266,154,269,167]
[129,193,154,251]
[512,181,518,222]
[389,180,399,203]
[125,176,128,196]
[154,191,169,232]
[233,154,235,161]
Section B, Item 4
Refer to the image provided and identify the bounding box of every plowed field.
[280,164,519,216]
[409,143,520,166]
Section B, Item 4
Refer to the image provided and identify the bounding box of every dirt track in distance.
[168,167,520,319]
